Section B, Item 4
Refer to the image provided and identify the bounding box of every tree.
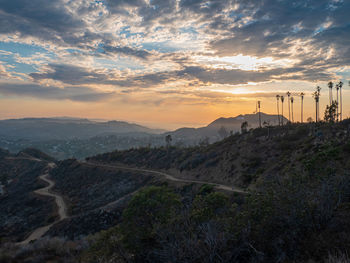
[218,126,228,139]
[120,186,181,256]
[291,97,294,123]
[313,86,321,122]
[287,91,291,122]
[336,83,339,121]
[324,101,338,123]
[339,81,343,121]
[307,117,313,123]
[276,95,280,125]
[191,191,229,222]
[281,96,285,125]
[199,136,210,146]
[165,134,172,147]
[258,100,262,128]
[241,121,248,134]
[300,92,305,123]
[328,81,333,106]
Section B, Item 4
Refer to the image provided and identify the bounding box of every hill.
[0,118,165,141]
[0,113,285,160]
[2,121,350,262]
[167,112,288,143]
[0,149,55,242]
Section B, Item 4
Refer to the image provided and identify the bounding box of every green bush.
[119,186,181,255]
[191,192,229,222]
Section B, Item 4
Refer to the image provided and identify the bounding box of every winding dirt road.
[17,160,244,245]
[17,163,68,245]
[85,162,246,194]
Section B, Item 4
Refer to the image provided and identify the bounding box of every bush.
[119,186,181,256]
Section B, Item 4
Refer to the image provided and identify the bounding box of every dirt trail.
[17,163,68,246]
[16,159,245,246]
[85,162,246,194]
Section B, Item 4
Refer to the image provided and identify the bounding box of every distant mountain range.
[0,118,166,141]
[0,113,287,159]
[167,112,288,141]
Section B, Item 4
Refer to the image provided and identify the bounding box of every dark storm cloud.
[0,82,114,102]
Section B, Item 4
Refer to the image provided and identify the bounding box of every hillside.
[91,119,349,189]
[0,150,55,242]
[2,121,350,262]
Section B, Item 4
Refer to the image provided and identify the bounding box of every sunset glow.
[0,0,350,129]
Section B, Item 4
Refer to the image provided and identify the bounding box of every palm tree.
[336,83,339,122]
[339,81,343,121]
[276,95,280,125]
[287,91,291,122]
[291,97,294,123]
[300,92,305,123]
[258,101,262,128]
[281,96,285,125]
[313,86,321,122]
[328,81,333,106]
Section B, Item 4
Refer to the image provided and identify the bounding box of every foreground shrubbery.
[0,237,86,263]
[83,162,350,263]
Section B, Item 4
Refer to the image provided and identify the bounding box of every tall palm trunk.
[288,97,291,121]
[328,82,333,106]
[315,98,318,122]
[340,86,343,121]
[337,86,339,122]
[277,100,280,125]
[258,101,261,128]
[313,86,321,123]
[339,81,343,121]
[276,95,280,125]
[281,96,285,126]
[300,93,304,123]
[287,92,291,122]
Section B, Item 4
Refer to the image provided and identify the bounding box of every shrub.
[119,186,181,256]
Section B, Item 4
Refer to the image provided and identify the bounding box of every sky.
[0,0,350,129]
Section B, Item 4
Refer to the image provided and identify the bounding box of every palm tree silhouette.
[336,83,339,122]
[287,91,291,122]
[300,92,305,123]
[281,96,285,125]
[258,101,262,128]
[328,81,333,106]
[313,86,321,122]
[339,81,343,121]
[276,95,280,125]
[291,97,294,123]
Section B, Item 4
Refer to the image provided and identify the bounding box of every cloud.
[0,0,349,99]
[29,62,334,91]
[0,82,114,102]
[102,45,152,59]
